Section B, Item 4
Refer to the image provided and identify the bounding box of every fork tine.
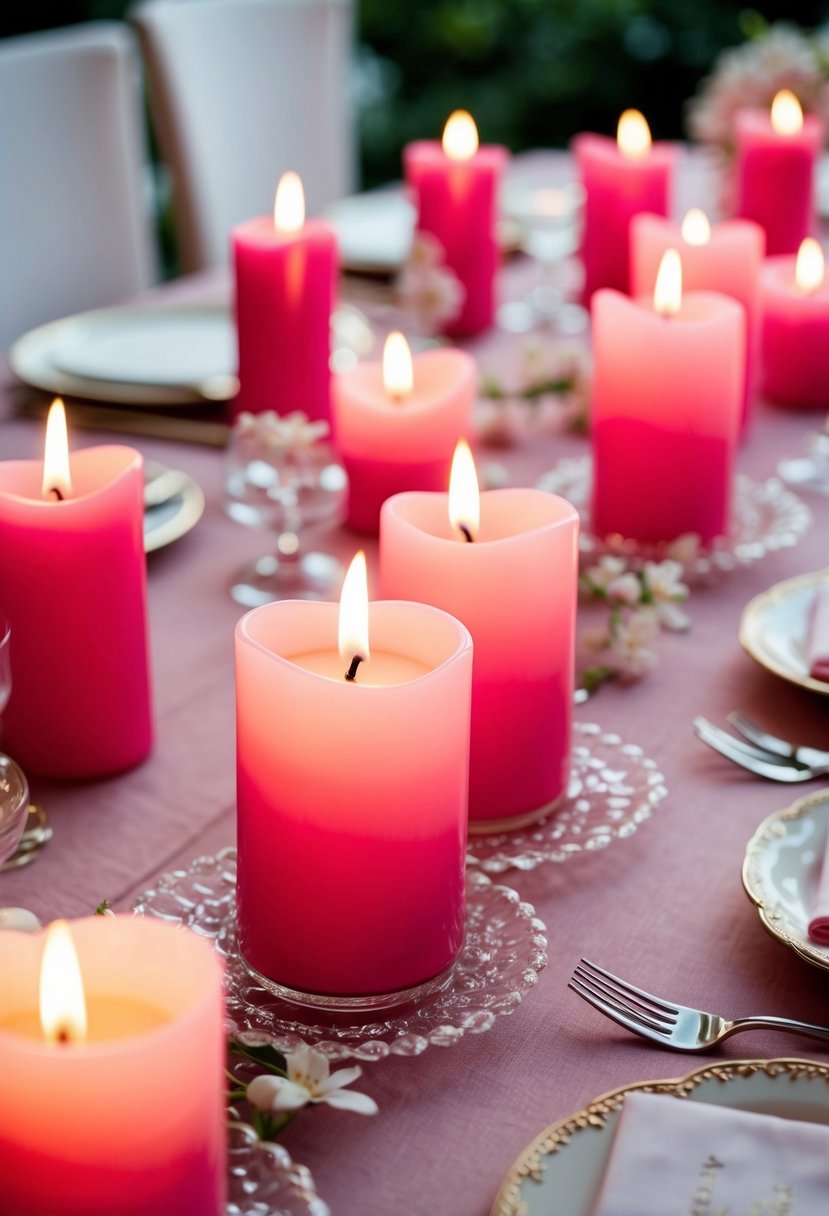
[576,958,678,1020]
[726,712,794,759]
[568,978,671,1042]
[693,721,814,782]
[571,969,675,1032]
[693,717,799,766]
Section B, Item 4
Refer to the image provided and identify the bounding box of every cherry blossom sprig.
[477,337,592,446]
[395,232,465,334]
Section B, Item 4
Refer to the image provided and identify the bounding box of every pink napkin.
[806,582,829,682]
[591,1089,829,1216]
[808,830,829,944]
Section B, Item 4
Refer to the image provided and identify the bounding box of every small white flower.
[231,410,329,452]
[606,572,642,606]
[584,555,628,593]
[665,533,702,565]
[397,261,465,333]
[608,607,660,680]
[642,559,689,603]
[246,1046,378,1116]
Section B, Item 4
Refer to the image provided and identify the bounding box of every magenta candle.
[333,336,475,534]
[235,595,473,1003]
[591,259,745,545]
[630,209,764,430]
[735,91,821,256]
[380,483,578,830]
[573,109,675,300]
[0,404,152,778]
[404,111,508,337]
[232,171,337,422]
[760,238,829,408]
[0,917,225,1216]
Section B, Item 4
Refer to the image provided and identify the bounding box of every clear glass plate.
[227,1122,330,1216]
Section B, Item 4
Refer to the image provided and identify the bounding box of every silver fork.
[569,958,829,1051]
[727,711,829,771]
[693,716,824,782]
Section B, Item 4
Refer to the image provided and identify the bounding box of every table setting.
[6,26,829,1216]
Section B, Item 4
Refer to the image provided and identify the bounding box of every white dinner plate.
[143,462,205,553]
[739,570,829,695]
[491,1058,829,1216]
[742,790,829,973]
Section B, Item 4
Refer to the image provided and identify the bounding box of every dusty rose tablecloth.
[2,151,829,1216]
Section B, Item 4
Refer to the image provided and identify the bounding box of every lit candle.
[404,111,508,336]
[232,171,338,421]
[572,109,675,300]
[332,331,475,534]
[760,237,829,408]
[0,399,152,778]
[0,917,225,1216]
[591,250,744,545]
[235,552,473,1003]
[735,89,821,255]
[630,209,764,430]
[379,443,578,831]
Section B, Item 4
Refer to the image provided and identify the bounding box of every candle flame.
[771,89,803,136]
[681,208,711,246]
[382,332,414,401]
[617,109,651,160]
[795,237,824,293]
[653,248,682,317]
[442,110,478,161]
[338,551,370,666]
[448,439,480,542]
[39,920,87,1045]
[273,171,305,234]
[42,398,72,500]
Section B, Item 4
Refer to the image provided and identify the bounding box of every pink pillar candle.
[591,281,745,545]
[735,94,821,256]
[0,917,225,1216]
[573,110,675,300]
[0,440,152,779]
[380,488,578,830]
[630,210,764,431]
[236,599,473,1001]
[232,172,337,422]
[404,111,508,337]
[333,342,476,534]
[760,239,829,408]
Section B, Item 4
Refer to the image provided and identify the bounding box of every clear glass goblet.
[0,621,31,868]
[778,421,829,495]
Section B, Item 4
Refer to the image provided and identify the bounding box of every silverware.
[569,957,829,1051]
[727,711,829,769]
[693,715,824,781]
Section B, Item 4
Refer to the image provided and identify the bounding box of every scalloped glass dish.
[226,1122,329,1216]
[135,851,547,1061]
[491,1058,829,1216]
[466,722,667,873]
[742,789,829,973]
[537,457,810,582]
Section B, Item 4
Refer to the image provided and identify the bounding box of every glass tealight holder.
[0,754,30,867]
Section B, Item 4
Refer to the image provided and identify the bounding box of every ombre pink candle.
[380,448,578,830]
[760,237,829,408]
[404,111,508,337]
[236,555,473,1003]
[630,209,764,430]
[592,252,745,545]
[0,917,225,1216]
[0,401,152,778]
[333,333,475,534]
[233,171,337,421]
[573,109,675,300]
[735,90,821,256]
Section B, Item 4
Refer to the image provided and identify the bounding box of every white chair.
[0,23,157,353]
[131,0,356,273]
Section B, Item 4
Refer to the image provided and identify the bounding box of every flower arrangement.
[476,337,592,446]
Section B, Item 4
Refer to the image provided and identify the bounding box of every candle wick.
[49,487,64,502]
[344,654,364,682]
[57,1026,70,1045]
[459,524,474,543]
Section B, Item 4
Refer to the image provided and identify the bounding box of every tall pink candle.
[0,917,225,1216]
[735,91,821,256]
[333,336,475,534]
[0,405,152,778]
[760,238,829,408]
[573,109,675,300]
[404,111,508,337]
[233,172,337,422]
[630,209,764,431]
[380,483,578,830]
[236,596,472,1002]
[591,261,745,545]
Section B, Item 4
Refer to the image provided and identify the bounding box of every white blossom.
[246,1046,378,1116]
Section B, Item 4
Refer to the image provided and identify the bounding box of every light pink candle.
[404,111,508,337]
[232,172,337,422]
[630,209,764,430]
[735,90,821,256]
[235,577,473,1002]
[760,237,829,408]
[591,254,745,545]
[333,334,475,534]
[0,402,152,778]
[573,109,675,300]
[380,467,578,831]
[0,917,225,1216]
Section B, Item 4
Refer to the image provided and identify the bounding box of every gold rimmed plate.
[739,570,829,695]
[143,460,205,553]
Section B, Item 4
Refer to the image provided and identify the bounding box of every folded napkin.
[806,582,829,682]
[807,825,829,944]
[591,1089,829,1216]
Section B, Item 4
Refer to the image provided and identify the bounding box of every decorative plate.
[143,461,205,554]
[227,1122,329,1216]
[739,569,829,696]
